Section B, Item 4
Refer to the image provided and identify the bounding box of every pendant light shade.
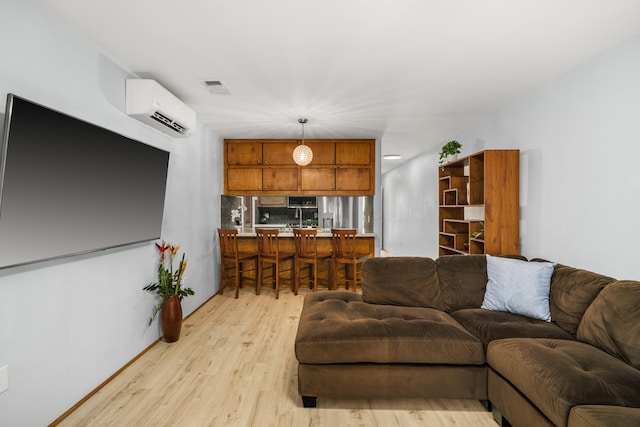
[293,144,313,166]
[293,118,313,166]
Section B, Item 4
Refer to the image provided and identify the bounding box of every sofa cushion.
[295,291,484,365]
[488,338,640,427]
[569,405,640,427]
[451,308,574,348]
[540,261,615,336]
[481,255,555,321]
[577,280,640,370]
[361,257,444,310]
[437,254,489,312]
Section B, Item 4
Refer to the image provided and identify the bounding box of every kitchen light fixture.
[293,118,313,166]
[384,154,402,160]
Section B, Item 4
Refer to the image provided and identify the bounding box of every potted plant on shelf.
[439,140,462,169]
[143,242,194,343]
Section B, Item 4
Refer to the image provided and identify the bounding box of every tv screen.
[0,94,170,269]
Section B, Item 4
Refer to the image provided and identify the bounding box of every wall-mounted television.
[0,94,170,269]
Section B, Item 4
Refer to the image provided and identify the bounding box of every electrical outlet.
[0,365,8,394]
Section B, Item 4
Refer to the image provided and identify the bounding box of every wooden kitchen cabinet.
[262,168,298,191]
[224,139,375,195]
[305,140,335,165]
[226,168,263,191]
[336,168,371,191]
[300,168,336,191]
[336,141,371,165]
[300,167,371,192]
[226,140,262,165]
[226,168,297,192]
[263,140,298,165]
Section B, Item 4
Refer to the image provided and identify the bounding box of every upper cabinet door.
[336,141,372,166]
[262,168,298,191]
[336,168,371,192]
[305,140,335,165]
[227,140,262,165]
[226,168,263,191]
[263,140,298,165]
[300,168,336,191]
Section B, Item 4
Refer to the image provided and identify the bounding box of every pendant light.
[293,118,313,166]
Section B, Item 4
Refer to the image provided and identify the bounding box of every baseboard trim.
[49,293,218,426]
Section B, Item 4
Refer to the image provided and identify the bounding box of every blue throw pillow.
[481,255,555,322]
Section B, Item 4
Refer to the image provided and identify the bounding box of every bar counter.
[234,228,376,258]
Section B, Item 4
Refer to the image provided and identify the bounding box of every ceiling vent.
[202,79,231,95]
[126,79,196,137]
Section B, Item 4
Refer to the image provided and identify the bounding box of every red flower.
[156,242,170,265]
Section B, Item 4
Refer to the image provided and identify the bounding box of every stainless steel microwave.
[287,196,317,208]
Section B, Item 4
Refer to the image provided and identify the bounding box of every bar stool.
[256,228,296,299]
[217,228,258,299]
[293,228,333,293]
[331,228,370,293]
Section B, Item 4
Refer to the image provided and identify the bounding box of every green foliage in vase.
[143,242,195,325]
[439,140,462,169]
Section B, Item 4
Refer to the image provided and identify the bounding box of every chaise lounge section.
[294,255,640,427]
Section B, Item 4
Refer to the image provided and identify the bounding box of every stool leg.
[313,262,318,292]
[256,259,262,295]
[294,259,300,296]
[352,262,357,293]
[327,261,336,290]
[332,259,337,291]
[219,262,225,295]
[275,260,280,299]
[234,260,240,299]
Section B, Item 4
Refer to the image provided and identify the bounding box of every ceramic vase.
[161,295,182,343]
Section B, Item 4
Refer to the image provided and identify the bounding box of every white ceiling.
[37,0,640,172]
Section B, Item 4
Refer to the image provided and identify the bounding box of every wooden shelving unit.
[438,150,520,256]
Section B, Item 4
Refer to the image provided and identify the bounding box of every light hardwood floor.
[57,286,497,427]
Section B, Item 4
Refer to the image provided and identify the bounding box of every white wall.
[0,1,222,426]
[382,33,640,281]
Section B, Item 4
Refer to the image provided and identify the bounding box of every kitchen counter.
[233,228,376,258]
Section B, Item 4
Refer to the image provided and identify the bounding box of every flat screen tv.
[0,94,170,269]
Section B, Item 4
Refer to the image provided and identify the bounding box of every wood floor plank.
[57,288,497,427]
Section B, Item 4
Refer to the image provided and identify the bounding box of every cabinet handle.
[257,186,261,190]
[263,160,268,164]
[337,160,341,164]
[330,186,335,190]
[257,160,261,164]
[263,185,268,190]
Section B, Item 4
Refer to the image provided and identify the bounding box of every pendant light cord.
[299,118,308,145]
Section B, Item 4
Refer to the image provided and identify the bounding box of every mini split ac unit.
[126,79,196,137]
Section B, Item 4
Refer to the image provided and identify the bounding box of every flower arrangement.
[143,242,194,325]
[230,208,242,226]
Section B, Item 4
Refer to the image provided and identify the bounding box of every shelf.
[439,245,469,255]
[438,149,520,256]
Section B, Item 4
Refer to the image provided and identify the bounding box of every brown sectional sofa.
[294,255,640,427]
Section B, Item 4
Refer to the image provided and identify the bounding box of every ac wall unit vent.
[202,79,231,95]
[126,79,196,137]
